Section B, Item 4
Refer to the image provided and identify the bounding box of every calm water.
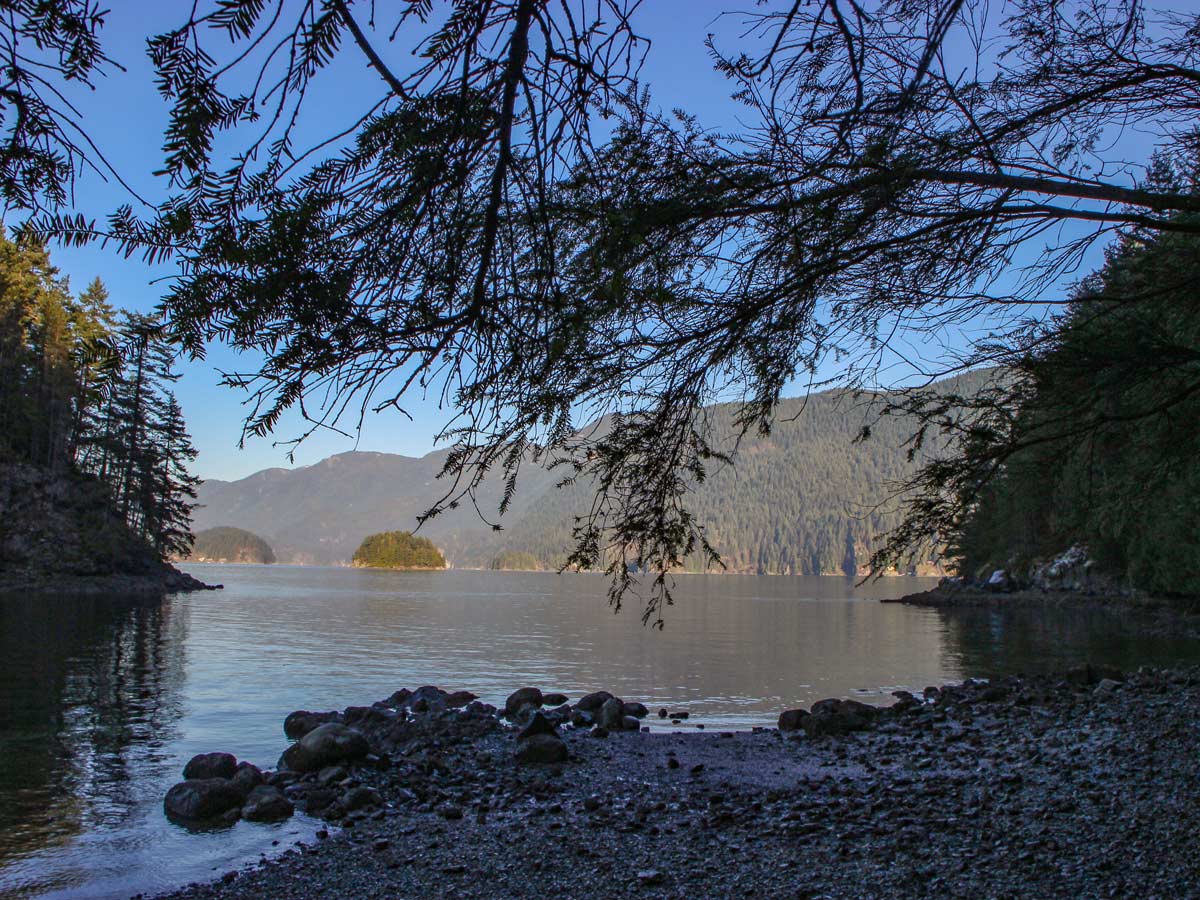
[4,565,1200,899]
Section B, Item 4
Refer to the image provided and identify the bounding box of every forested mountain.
[188,527,275,564]
[0,235,200,581]
[196,372,988,573]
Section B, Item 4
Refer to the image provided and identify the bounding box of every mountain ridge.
[193,374,988,573]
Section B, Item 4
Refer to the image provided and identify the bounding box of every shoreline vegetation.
[155,645,1200,899]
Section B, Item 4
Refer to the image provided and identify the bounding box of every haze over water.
[4,566,1200,899]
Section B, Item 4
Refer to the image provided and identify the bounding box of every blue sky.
[41,1,1139,482]
[47,0,753,482]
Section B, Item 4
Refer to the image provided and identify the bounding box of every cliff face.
[0,462,207,593]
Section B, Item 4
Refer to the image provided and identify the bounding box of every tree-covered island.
[188,527,276,565]
[352,531,447,570]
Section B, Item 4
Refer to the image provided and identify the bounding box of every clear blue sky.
[43,1,1130,483]
[46,1,754,482]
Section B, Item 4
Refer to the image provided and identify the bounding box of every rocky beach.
[152,662,1200,900]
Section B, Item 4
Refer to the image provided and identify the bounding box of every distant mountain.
[194,373,989,573]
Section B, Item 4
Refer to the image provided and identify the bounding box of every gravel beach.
[151,663,1200,900]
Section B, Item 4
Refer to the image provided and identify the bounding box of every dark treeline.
[0,234,199,560]
[941,218,1200,595]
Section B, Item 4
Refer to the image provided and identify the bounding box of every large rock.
[802,698,878,736]
[515,733,568,764]
[164,778,245,821]
[241,784,294,822]
[597,697,626,730]
[182,751,237,780]
[279,723,370,773]
[777,709,810,731]
[283,710,343,740]
[575,691,614,713]
[517,712,558,740]
[231,761,264,796]
[505,687,543,717]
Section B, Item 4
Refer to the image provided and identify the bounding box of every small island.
[352,531,446,569]
[489,550,542,571]
[188,527,276,564]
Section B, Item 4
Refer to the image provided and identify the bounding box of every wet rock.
[623,702,649,718]
[279,723,370,773]
[382,688,412,707]
[658,708,668,718]
[304,788,338,813]
[283,710,343,740]
[515,733,568,764]
[342,786,383,811]
[445,690,478,708]
[232,762,264,796]
[598,697,626,730]
[542,692,570,707]
[576,691,614,713]
[802,698,878,736]
[505,687,544,717]
[241,785,294,822]
[621,716,641,731]
[164,778,245,821]
[778,709,810,731]
[183,751,237,781]
[518,712,558,740]
[667,710,689,720]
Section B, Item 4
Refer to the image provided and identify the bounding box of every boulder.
[542,692,570,707]
[802,698,879,736]
[445,690,478,708]
[576,691,614,713]
[164,778,244,821]
[241,784,294,822]
[283,710,342,740]
[279,723,370,773]
[597,697,625,730]
[621,716,641,731]
[182,751,237,781]
[515,733,568,764]
[777,709,810,731]
[517,712,558,740]
[504,687,543,717]
[231,762,263,796]
[623,702,649,718]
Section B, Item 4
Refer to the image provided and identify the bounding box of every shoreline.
[154,663,1200,900]
[0,564,220,598]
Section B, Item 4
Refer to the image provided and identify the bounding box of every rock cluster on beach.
[159,664,1200,899]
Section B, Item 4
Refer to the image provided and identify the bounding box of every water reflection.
[3,568,1200,899]
[0,595,183,874]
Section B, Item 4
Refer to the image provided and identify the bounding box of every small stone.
[439,804,464,820]
[373,839,390,852]
[667,757,681,770]
[637,870,665,886]
[591,726,609,739]
[658,708,668,718]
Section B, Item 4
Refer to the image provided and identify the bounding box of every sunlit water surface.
[4,565,1200,899]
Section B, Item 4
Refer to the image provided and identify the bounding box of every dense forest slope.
[0,463,206,593]
[188,527,275,564]
[196,373,986,572]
